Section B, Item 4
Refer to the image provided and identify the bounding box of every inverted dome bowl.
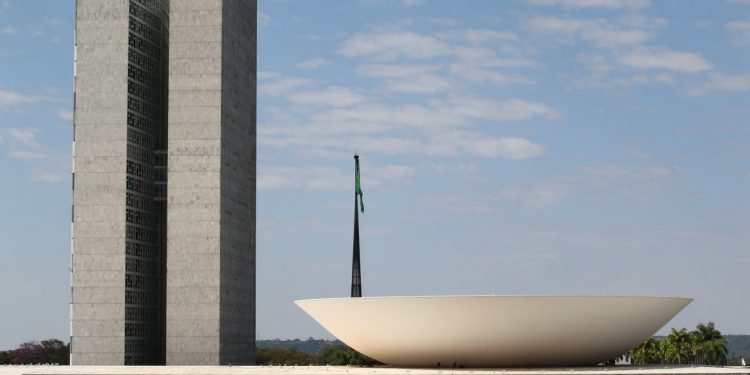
[296,295,691,367]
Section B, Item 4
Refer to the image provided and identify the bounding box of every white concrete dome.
[295,295,691,367]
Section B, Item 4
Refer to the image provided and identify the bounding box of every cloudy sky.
[1,0,750,348]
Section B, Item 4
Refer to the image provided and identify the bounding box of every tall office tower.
[70,0,256,366]
[166,0,256,365]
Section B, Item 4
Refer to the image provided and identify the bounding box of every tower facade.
[70,0,256,365]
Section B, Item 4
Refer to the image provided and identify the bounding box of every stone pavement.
[0,366,748,375]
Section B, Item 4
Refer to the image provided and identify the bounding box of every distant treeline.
[726,335,750,362]
[3,336,749,365]
[257,338,343,354]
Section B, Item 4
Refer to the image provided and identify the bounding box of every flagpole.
[351,154,362,298]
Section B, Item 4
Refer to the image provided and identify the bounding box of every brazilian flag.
[355,160,364,213]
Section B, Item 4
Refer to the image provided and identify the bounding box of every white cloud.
[1,127,63,161]
[527,0,651,9]
[339,31,452,60]
[456,29,519,45]
[418,194,490,214]
[616,47,713,73]
[0,25,16,35]
[259,77,313,96]
[296,57,329,70]
[258,163,415,191]
[439,96,561,122]
[573,53,676,88]
[0,89,46,107]
[287,86,367,107]
[499,186,568,208]
[6,128,40,149]
[432,162,479,174]
[479,57,539,68]
[258,12,271,26]
[524,16,654,48]
[450,64,535,87]
[382,74,454,94]
[684,73,750,96]
[400,0,425,6]
[7,150,48,159]
[370,164,416,180]
[726,18,750,43]
[451,134,545,159]
[258,71,282,80]
[356,63,437,78]
[430,18,460,26]
[57,109,73,121]
[582,165,674,179]
[30,171,68,182]
[498,165,676,208]
[356,64,453,93]
[258,165,349,191]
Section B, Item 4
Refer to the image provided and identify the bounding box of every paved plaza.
[0,366,748,375]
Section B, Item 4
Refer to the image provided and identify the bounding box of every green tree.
[256,348,315,365]
[629,322,729,366]
[40,339,69,365]
[317,345,379,366]
[0,351,10,365]
[691,322,728,365]
[666,328,690,364]
[631,337,660,365]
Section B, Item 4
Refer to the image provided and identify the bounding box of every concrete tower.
[70,0,256,366]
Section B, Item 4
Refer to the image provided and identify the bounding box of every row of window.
[125,257,160,277]
[125,305,160,322]
[127,129,154,153]
[129,0,164,32]
[125,321,161,338]
[127,144,152,164]
[128,33,162,64]
[126,192,154,212]
[129,17,162,47]
[128,80,157,104]
[125,273,162,290]
[126,159,152,179]
[124,289,159,306]
[127,63,155,86]
[127,111,157,134]
[126,175,152,195]
[125,240,163,259]
[126,225,154,243]
[127,96,156,120]
[125,208,158,227]
[127,49,158,75]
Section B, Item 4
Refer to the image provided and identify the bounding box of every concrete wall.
[71,0,130,365]
[166,0,223,365]
[167,0,257,365]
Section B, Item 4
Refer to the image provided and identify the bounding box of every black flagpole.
[351,154,362,298]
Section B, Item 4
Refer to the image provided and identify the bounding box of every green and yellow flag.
[355,159,364,213]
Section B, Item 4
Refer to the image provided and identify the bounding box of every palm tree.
[689,331,704,365]
[691,322,728,366]
[666,328,690,364]
[629,322,728,366]
[630,337,660,365]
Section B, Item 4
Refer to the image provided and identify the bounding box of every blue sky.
[1,0,749,349]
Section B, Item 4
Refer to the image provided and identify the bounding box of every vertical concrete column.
[166,0,256,365]
[166,0,224,365]
[71,0,130,365]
